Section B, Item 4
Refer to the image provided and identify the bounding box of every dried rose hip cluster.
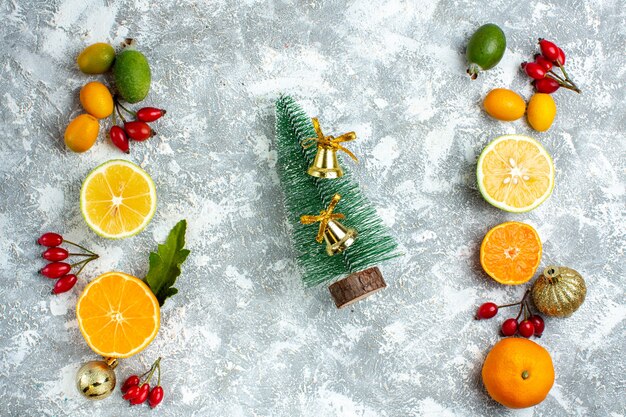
[121,357,164,408]
[521,39,581,94]
[109,99,166,153]
[37,233,98,294]
[475,290,545,339]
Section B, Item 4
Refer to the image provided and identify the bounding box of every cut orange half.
[477,135,554,213]
[480,222,542,285]
[80,160,156,239]
[76,272,160,358]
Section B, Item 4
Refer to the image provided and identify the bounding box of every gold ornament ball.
[532,266,586,317]
[76,360,117,400]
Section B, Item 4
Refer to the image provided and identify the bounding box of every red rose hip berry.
[122,385,141,401]
[109,126,129,153]
[535,55,553,71]
[523,62,547,79]
[42,247,69,261]
[529,315,545,336]
[534,78,560,94]
[148,385,164,408]
[136,107,166,122]
[538,39,560,62]
[476,302,498,320]
[38,233,63,247]
[130,383,150,405]
[124,121,154,141]
[518,320,535,338]
[121,375,140,393]
[52,274,77,294]
[501,318,518,336]
[40,262,71,279]
[555,47,566,65]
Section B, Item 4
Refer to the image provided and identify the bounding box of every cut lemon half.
[480,221,542,285]
[477,135,554,213]
[80,160,156,239]
[76,272,160,358]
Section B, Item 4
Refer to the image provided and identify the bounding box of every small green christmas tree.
[275,95,401,306]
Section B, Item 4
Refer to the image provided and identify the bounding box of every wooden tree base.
[328,267,386,309]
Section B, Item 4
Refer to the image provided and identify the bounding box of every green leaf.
[144,220,190,306]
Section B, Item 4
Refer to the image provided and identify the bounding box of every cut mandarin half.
[80,160,156,239]
[76,272,160,358]
[477,135,554,213]
[480,221,542,285]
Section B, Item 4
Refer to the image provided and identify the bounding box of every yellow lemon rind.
[476,135,554,213]
[80,159,157,239]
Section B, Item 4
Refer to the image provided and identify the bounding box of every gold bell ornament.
[76,357,118,400]
[300,193,357,256]
[301,118,358,179]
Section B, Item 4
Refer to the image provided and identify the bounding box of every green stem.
[70,255,98,268]
[74,262,88,277]
[73,256,96,276]
[547,70,566,83]
[546,74,580,93]
[524,300,533,320]
[526,300,533,318]
[498,301,522,309]
[70,258,91,268]
[139,367,152,379]
[557,61,570,81]
[68,253,95,257]
[515,302,524,321]
[116,100,136,118]
[514,289,529,321]
[555,82,581,93]
[563,85,581,93]
[115,102,127,123]
[545,74,569,86]
[142,357,162,386]
[556,62,581,93]
[498,288,532,310]
[156,360,161,386]
[63,240,97,255]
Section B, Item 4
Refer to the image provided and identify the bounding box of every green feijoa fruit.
[466,23,506,79]
[77,43,116,74]
[113,50,151,103]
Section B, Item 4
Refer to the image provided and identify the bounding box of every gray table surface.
[0,0,624,416]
